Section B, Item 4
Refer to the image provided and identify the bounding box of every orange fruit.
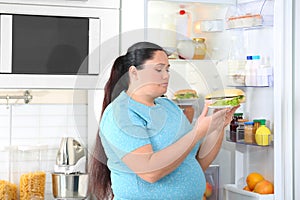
[243,185,251,191]
[246,172,265,190]
[253,180,274,194]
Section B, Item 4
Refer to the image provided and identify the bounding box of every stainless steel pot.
[52,173,89,199]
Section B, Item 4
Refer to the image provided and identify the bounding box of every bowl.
[52,173,89,199]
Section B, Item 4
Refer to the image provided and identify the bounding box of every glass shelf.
[226,130,273,147]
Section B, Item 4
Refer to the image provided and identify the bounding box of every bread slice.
[205,89,245,103]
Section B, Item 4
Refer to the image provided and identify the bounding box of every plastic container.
[224,184,274,200]
[10,145,48,200]
[227,36,246,86]
[175,9,191,41]
[255,119,271,146]
[0,147,18,200]
[256,57,273,87]
[192,38,207,60]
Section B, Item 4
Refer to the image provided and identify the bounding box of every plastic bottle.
[227,37,246,86]
[245,56,253,86]
[255,119,271,146]
[175,9,191,41]
[252,119,261,144]
[245,55,260,86]
[257,56,273,86]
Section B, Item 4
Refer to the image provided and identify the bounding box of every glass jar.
[244,121,255,144]
[192,38,207,60]
[236,119,248,142]
[230,113,243,142]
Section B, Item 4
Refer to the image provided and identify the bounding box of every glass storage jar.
[192,38,207,60]
[244,121,255,144]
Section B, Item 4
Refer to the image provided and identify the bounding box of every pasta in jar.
[0,180,17,200]
[19,171,46,200]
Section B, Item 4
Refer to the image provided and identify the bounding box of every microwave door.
[88,18,100,75]
[0,14,12,73]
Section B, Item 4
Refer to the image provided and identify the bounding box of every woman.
[89,42,238,200]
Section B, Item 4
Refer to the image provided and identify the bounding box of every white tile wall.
[0,104,88,199]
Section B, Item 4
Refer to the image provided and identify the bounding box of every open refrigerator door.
[145,0,275,199]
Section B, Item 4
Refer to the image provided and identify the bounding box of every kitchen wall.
[0,90,88,198]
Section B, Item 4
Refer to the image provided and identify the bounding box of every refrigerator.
[120,0,297,199]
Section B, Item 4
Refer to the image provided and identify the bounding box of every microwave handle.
[0,14,12,73]
[88,18,101,75]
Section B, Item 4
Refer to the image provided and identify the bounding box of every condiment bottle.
[252,119,261,144]
[192,38,206,60]
[255,119,271,146]
[244,121,255,144]
[230,113,243,142]
[236,119,248,142]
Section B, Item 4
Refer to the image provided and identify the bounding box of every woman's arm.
[196,106,240,171]
[196,128,225,171]
[122,115,211,183]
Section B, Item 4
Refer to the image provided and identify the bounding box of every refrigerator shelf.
[226,130,273,147]
[224,184,274,200]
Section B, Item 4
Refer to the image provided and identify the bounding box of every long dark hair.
[88,42,166,199]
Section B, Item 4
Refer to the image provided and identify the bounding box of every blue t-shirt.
[100,91,206,200]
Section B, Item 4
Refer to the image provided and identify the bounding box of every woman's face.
[134,50,170,98]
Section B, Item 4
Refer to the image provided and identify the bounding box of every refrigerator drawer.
[224,184,274,200]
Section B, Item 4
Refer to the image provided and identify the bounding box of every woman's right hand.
[193,103,212,140]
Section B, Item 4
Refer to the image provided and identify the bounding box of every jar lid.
[193,38,205,42]
[259,119,266,125]
[238,119,248,122]
[234,113,243,116]
[244,121,254,125]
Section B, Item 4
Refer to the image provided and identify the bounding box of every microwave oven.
[0,2,120,89]
[0,14,100,75]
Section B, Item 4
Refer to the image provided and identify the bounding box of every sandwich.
[173,89,199,100]
[205,88,245,107]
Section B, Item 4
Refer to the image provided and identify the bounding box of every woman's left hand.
[223,105,240,127]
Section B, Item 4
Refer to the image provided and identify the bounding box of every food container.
[52,173,89,199]
[224,184,274,200]
[192,38,207,60]
[0,180,18,200]
[10,145,48,200]
[177,40,194,59]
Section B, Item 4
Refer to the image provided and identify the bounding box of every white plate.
[208,105,234,109]
[172,98,199,105]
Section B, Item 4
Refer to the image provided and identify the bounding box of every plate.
[172,98,200,105]
[208,105,234,109]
